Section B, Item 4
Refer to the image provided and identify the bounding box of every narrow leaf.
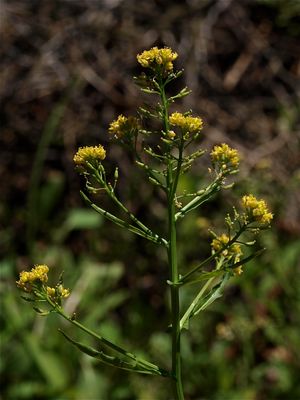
[33,306,50,316]
[194,274,230,315]
[180,273,229,330]
[59,330,161,376]
[59,329,102,357]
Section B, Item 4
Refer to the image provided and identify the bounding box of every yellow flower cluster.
[211,143,239,169]
[47,285,70,300]
[108,115,139,139]
[16,264,49,292]
[73,145,106,167]
[211,234,242,263]
[137,47,178,72]
[16,265,70,302]
[169,112,203,133]
[211,234,243,275]
[242,194,273,225]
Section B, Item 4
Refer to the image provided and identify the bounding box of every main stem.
[168,194,184,399]
[160,80,184,399]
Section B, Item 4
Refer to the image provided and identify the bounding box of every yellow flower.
[233,266,243,276]
[108,115,139,139]
[167,130,176,139]
[17,265,70,303]
[211,233,242,264]
[242,194,273,225]
[169,112,203,133]
[61,288,70,298]
[73,145,106,167]
[211,143,239,170]
[46,286,56,297]
[47,285,70,300]
[211,233,230,252]
[17,265,49,291]
[33,265,49,282]
[137,47,178,72]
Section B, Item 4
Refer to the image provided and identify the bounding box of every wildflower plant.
[17,47,273,399]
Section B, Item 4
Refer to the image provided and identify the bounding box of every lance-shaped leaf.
[193,274,230,316]
[180,273,229,330]
[59,330,169,377]
[33,306,50,316]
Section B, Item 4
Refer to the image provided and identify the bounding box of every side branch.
[81,191,168,247]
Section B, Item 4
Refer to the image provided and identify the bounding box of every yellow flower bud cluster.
[16,264,49,292]
[211,234,242,263]
[73,145,106,167]
[242,194,273,225]
[211,143,239,170]
[211,234,243,275]
[46,286,56,297]
[169,112,203,133]
[108,115,139,139]
[47,285,70,300]
[137,47,178,72]
[16,265,71,303]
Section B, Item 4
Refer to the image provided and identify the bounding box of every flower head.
[47,285,70,301]
[211,143,239,171]
[17,265,70,305]
[211,233,242,265]
[108,115,139,139]
[73,145,106,168]
[46,286,56,297]
[137,47,178,73]
[16,264,49,292]
[169,112,203,134]
[242,194,273,225]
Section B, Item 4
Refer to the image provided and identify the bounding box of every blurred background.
[1,0,300,399]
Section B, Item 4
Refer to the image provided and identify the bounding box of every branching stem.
[160,80,185,399]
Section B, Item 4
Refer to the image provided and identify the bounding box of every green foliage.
[2,8,298,396]
[13,46,279,400]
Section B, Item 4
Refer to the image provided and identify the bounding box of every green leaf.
[180,273,230,331]
[59,330,102,357]
[59,330,158,375]
[193,275,230,315]
[32,306,50,316]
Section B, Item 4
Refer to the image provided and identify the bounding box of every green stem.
[81,191,167,247]
[160,80,184,399]
[168,195,184,399]
[135,151,167,192]
[91,166,167,246]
